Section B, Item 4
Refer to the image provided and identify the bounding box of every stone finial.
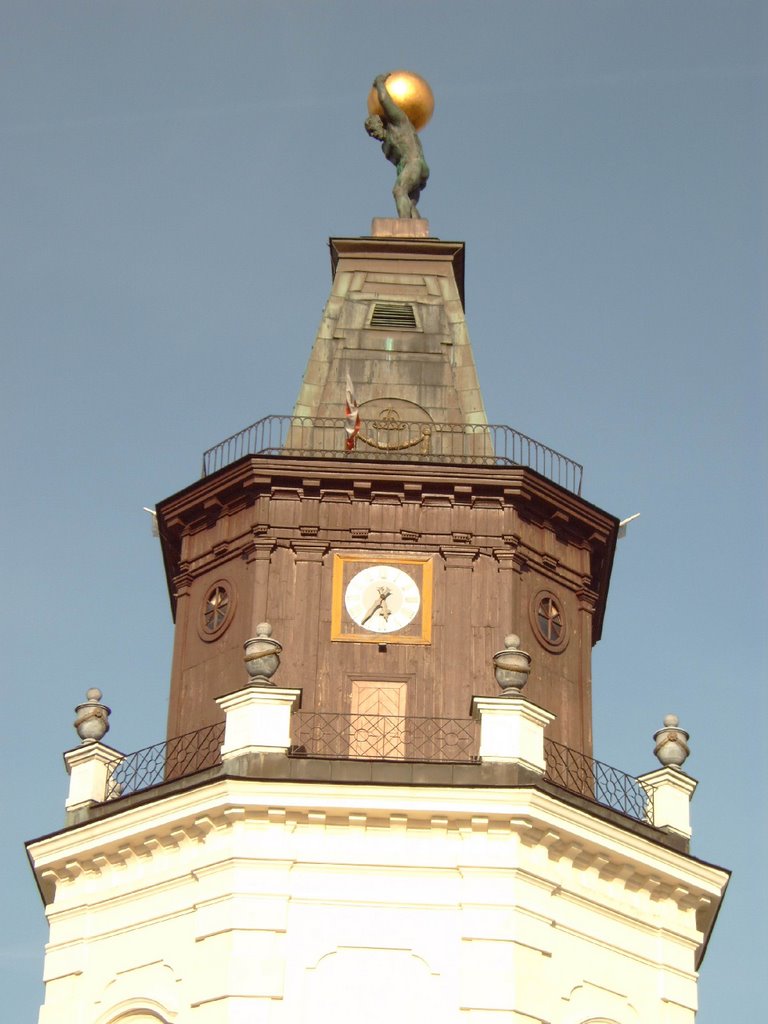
[73,688,111,744]
[244,623,283,685]
[653,713,690,768]
[492,634,532,695]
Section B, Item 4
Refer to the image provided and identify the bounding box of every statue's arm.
[374,74,407,125]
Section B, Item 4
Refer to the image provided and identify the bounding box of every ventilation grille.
[369,301,418,330]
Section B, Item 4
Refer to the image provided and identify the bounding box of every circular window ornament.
[530,590,569,653]
[198,580,236,642]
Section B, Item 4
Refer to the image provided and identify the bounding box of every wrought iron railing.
[201,414,583,495]
[543,737,653,824]
[289,711,479,763]
[104,723,225,801]
[101,717,652,826]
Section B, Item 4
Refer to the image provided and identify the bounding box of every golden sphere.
[367,70,435,132]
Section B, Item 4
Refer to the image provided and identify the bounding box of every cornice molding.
[29,778,727,921]
[156,458,616,635]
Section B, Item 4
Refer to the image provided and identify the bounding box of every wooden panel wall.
[161,459,616,758]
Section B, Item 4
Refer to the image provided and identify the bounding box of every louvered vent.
[369,301,418,330]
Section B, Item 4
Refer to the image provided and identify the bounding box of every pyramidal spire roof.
[202,219,581,490]
[292,221,489,448]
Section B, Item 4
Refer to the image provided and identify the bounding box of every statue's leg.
[394,162,423,218]
[393,179,413,218]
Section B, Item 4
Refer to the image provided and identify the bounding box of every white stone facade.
[29,774,726,1024]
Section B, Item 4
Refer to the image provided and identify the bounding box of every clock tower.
[159,225,615,758]
[27,77,727,1024]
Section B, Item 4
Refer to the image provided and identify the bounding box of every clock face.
[331,554,433,644]
[344,565,421,634]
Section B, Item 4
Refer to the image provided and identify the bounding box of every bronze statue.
[365,73,430,219]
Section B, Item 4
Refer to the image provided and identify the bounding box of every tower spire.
[293,232,489,459]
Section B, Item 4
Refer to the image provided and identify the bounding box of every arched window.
[104,1008,170,1024]
[114,1016,167,1024]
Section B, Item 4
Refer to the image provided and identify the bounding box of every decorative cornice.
[440,547,478,568]
[156,456,618,635]
[291,540,328,563]
[28,778,727,945]
[172,572,194,597]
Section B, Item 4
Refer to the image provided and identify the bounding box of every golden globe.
[367,70,434,131]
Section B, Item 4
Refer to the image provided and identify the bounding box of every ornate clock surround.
[331,552,434,644]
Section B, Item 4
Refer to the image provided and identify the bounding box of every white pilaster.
[638,766,698,838]
[471,695,555,771]
[64,742,122,810]
[216,686,302,758]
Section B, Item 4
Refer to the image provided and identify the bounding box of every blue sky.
[2,2,765,1020]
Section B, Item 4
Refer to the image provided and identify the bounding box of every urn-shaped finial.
[653,713,690,768]
[492,634,532,694]
[244,623,283,685]
[73,688,111,744]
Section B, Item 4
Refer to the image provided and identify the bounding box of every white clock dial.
[344,565,421,633]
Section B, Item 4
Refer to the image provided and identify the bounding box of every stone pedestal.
[471,695,555,772]
[638,766,698,838]
[64,742,122,811]
[371,217,430,238]
[216,686,302,757]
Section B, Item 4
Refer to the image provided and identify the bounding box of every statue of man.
[365,73,430,219]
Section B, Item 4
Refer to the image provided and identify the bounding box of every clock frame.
[331,553,433,644]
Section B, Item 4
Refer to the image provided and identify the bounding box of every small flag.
[344,371,361,451]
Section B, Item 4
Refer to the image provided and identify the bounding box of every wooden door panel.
[350,680,407,757]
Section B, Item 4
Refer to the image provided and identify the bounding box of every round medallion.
[344,565,421,634]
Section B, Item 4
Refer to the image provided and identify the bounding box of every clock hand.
[361,586,391,625]
[377,595,392,621]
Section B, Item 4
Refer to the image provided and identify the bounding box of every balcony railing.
[201,414,583,495]
[104,723,224,800]
[289,711,479,763]
[102,714,651,826]
[543,737,653,823]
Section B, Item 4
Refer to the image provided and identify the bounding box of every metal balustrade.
[104,723,224,800]
[289,710,479,763]
[101,714,652,825]
[543,737,653,824]
[201,414,583,495]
